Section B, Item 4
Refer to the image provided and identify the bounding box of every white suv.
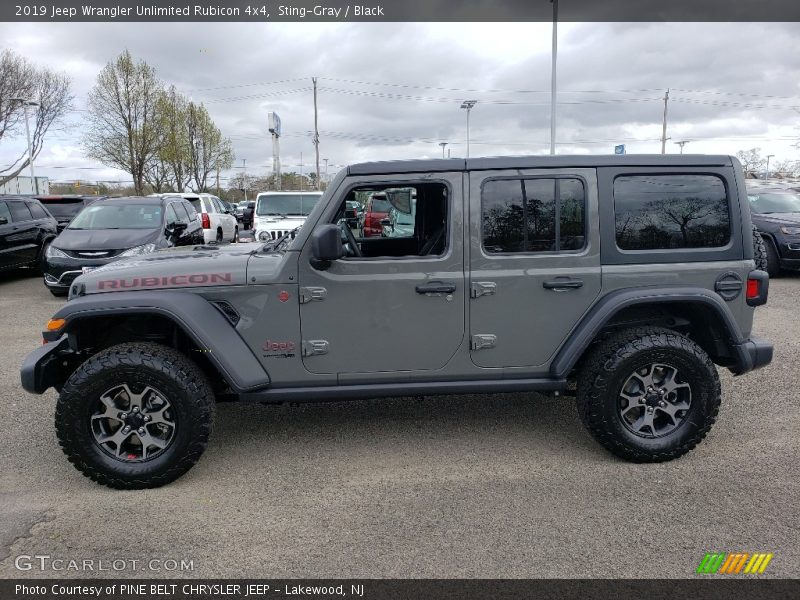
[254,191,323,242]
[167,193,238,244]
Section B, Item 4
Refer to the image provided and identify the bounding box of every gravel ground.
[0,268,797,579]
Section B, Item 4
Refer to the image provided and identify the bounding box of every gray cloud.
[1,21,799,186]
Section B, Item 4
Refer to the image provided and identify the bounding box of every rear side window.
[482,177,586,253]
[0,202,10,223]
[27,202,50,220]
[165,203,179,224]
[614,175,730,250]
[8,202,33,223]
[174,203,190,222]
[184,201,198,221]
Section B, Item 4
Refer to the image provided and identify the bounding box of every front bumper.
[44,255,122,291]
[729,336,774,375]
[20,335,71,394]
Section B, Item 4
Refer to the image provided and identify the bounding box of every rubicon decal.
[696,552,774,574]
[97,273,232,290]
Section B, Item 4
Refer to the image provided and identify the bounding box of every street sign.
[268,112,281,137]
[614,144,626,155]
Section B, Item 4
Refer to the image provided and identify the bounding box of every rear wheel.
[752,226,768,272]
[233,227,239,243]
[576,327,721,462]
[55,342,215,489]
[215,228,223,244]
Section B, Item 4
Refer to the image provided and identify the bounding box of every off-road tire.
[763,236,780,277]
[576,326,721,462]
[752,225,768,272]
[55,342,215,489]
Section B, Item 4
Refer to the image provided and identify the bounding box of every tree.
[155,85,192,192]
[84,50,162,195]
[0,49,73,186]
[772,159,799,179]
[186,102,234,192]
[736,148,766,177]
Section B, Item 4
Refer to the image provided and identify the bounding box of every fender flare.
[550,287,746,379]
[48,291,270,393]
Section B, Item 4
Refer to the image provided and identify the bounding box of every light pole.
[675,140,690,154]
[323,158,329,185]
[242,159,247,201]
[765,154,774,181]
[439,142,448,158]
[549,0,558,155]
[460,100,477,158]
[11,98,39,193]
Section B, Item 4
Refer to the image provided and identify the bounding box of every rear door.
[0,201,15,269]
[468,168,602,369]
[5,201,39,266]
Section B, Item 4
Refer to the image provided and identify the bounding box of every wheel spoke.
[146,403,173,426]
[98,428,132,457]
[657,401,691,424]
[659,367,691,395]
[137,431,168,459]
[631,410,656,435]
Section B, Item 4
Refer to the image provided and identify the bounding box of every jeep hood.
[71,242,286,296]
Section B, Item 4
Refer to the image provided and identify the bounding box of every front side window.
[9,202,33,223]
[482,177,585,253]
[0,202,11,223]
[614,174,730,250]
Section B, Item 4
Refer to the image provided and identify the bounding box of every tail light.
[201,213,210,229]
[746,270,769,307]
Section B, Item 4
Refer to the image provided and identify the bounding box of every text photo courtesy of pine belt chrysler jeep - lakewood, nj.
[21,155,772,489]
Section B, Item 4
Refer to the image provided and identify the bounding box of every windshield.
[39,200,86,218]
[68,203,163,230]
[256,193,321,216]
[748,192,800,214]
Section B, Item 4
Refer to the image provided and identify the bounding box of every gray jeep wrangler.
[21,155,773,488]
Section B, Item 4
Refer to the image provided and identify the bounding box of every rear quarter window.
[614,174,730,250]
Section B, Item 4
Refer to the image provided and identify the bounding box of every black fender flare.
[550,287,749,379]
[45,291,270,393]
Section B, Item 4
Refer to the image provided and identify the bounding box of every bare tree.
[155,85,192,192]
[0,49,72,186]
[186,102,234,192]
[84,50,162,195]
[772,159,799,179]
[736,148,766,178]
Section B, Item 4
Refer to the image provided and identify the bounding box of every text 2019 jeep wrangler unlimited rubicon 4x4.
[21,155,773,489]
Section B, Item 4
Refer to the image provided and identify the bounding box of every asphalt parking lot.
[0,268,797,579]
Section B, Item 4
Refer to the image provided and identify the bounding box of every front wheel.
[55,342,215,489]
[233,227,239,243]
[576,327,721,462]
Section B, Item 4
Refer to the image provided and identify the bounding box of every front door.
[468,169,602,369]
[298,173,465,375]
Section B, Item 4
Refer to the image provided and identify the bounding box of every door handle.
[416,281,456,295]
[542,278,583,291]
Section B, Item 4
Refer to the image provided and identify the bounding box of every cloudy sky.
[2,21,800,188]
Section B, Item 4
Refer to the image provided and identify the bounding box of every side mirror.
[0,216,7,225]
[310,224,344,270]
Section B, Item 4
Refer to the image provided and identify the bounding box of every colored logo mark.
[696,552,774,574]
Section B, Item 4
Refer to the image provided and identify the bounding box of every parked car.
[0,196,58,272]
[254,191,323,242]
[43,196,203,296]
[381,198,416,238]
[360,191,391,237]
[747,184,800,276]
[161,193,237,244]
[22,154,772,488]
[345,200,362,229]
[234,200,249,222]
[36,195,106,232]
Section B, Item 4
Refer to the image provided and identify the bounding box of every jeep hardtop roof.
[348,154,734,175]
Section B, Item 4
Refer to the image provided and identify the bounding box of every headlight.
[45,244,68,259]
[258,231,271,241]
[779,226,800,235]
[120,243,157,257]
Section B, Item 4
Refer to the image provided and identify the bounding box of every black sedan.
[747,185,800,276]
[43,196,203,296]
[0,196,58,272]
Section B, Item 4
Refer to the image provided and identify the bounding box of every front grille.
[63,249,120,259]
[269,230,297,240]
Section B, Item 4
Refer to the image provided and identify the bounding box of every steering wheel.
[340,221,363,257]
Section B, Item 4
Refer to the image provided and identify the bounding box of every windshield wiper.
[262,227,301,252]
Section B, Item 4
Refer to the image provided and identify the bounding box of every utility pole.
[11,98,39,193]
[242,159,247,201]
[323,158,329,185]
[439,142,448,158]
[550,0,558,155]
[765,154,774,180]
[660,89,670,155]
[675,140,689,154]
[312,77,321,190]
[460,100,477,158]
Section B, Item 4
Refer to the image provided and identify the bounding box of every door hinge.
[471,334,497,351]
[302,339,329,357]
[299,287,327,304]
[470,281,497,299]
